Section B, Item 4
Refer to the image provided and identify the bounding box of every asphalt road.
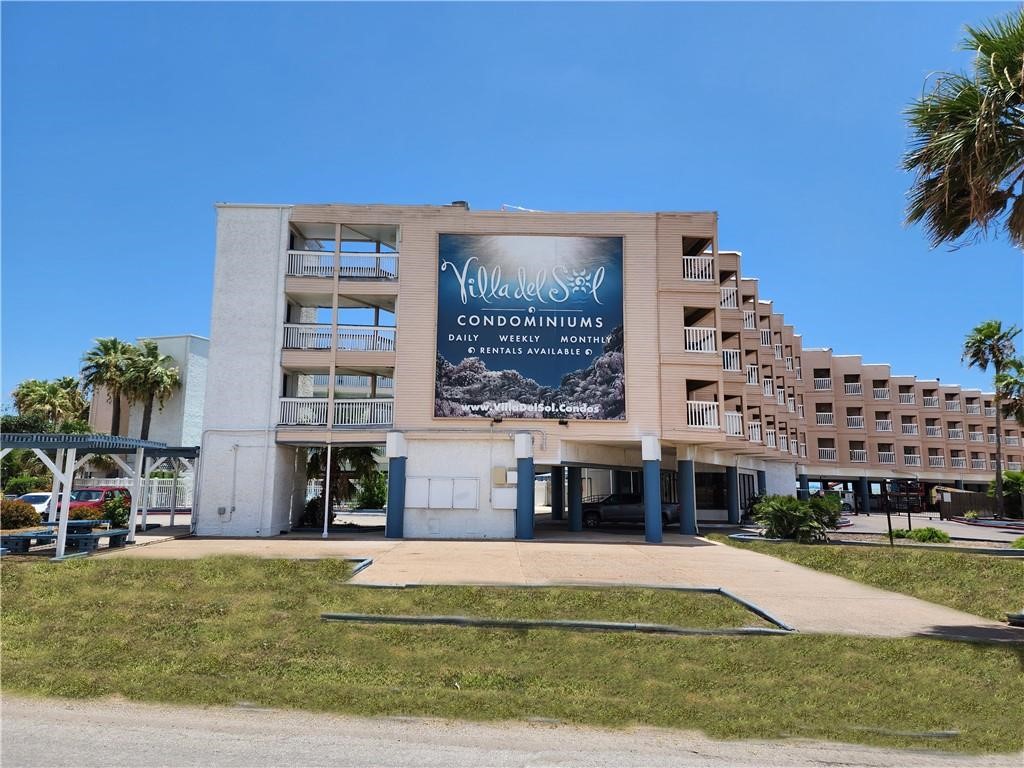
[2,696,1020,768]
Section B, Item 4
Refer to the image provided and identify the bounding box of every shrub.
[355,470,387,509]
[963,510,979,521]
[100,496,130,527]
[4,475,48,497]
[892,528,909,539]
[906,527,951,544]
[753,495,835,543]
[1011,536,1024,550]
[807,494,843,529]
[1,499,41,529]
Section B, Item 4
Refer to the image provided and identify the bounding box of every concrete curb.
[727,533,1024,557]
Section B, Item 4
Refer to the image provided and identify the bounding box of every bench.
[0,529,130,554]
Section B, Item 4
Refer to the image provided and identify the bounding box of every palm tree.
[11,377,87,425]
[122,340,181,441]
[305,445,382,524]
[81,338,137,435]
[903,8,1024,248]
[963,320,1021,516]
[996,359,1024,426]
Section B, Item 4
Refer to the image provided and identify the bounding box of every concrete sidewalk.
[101,535,1023,642]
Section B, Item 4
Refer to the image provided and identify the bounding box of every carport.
[0,434,198,558]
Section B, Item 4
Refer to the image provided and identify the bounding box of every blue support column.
[385,456,406,539]
[726,465,740,524]
[798,473,810,501]
[550,466,564,521]
[857,476,871,516]
[567,466,583,532]
[677,459,698,535]
[643,460,663,543]
[756,469,767,497]
[516,457,535,539]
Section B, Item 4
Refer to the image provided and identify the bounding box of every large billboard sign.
[435,234,625,420]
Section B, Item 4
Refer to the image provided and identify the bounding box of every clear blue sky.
[2,2,1021,404]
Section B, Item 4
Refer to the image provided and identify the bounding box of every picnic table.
[1,525,130,555]
[37,519,111,531]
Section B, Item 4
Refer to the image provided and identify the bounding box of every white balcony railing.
[720,287,738,309]
[850,449,867,463]
[339,252,399,279]
[951,457,967,469]
[901,423,919,435]
[791,440,799,456]
[966,404,982,415]
[779,434,789,451]
[968,431,983,442]
[844,382,863,396]
[813,377,832,391]
[722,349,742,372]
[945,399,961,411]
[743,310,756,330]
[279,398,330,426]
[815,412,835,426]
[760,329,772,347]
[847,415,864,429]
[984,407,997,417]
[971,459,986,470]
[283,324,332,350]
[988,433,997,444]
[787,397,796,413]
[949,428,964,439]
[785,356,794,371]
[286,250,333,277]
[899,393,916,405]
[872,387,891,400]
[904,454,922,467]
[763,379,774,397]
[724,411,744,436]
[687,400,720,429]
[797,404,805,419]
[1008,462,1023,471]
[923,396,940,408]
[746,364,759,385]
[990,461,998,471]
[747,422,762,442]
[682,255,715,281]
[925,426,943,437]
[777,390,786,406]
[928,455,945,468]
[774,343,783,360]
[878,451,896,465]
[796,366,803,381]
[334,398,394,427]
[818,447,837,462]
[1006,436,1021,446]
[799,442,807,458]
[875,419,893,432]
[684,327,717,353]
[337,325,397,351]
[766,429,777,448]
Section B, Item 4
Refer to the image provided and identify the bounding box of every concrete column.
[642,436,663,544]
[515,433,535,540]
[756,469,767,497]
[726,465,740,524]
[797,473,810,501]
[385,432,407,539]
[677,458,698,535]
[567,466,583,532]
[857,476,871,516]
[550,466,564,521]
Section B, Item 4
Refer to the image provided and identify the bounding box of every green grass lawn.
[710,535,1024,623]
[2,556,1023,754]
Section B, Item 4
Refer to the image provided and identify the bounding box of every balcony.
[682,255,715,281]
[971,459,986,470]
[774,343,783,360]
[899,393,916,405]
[279,397,329,426]
[779,434,789,451]
[850,449,867,463]
[279,398,394,428]
[990,460,998,470]
[760,329,772,347]
[966,404,982,415]
[904,454,922,467]
[875,419,893,432]
[283,324,333,350]
[790,441,799,457]
[777,390,786,406]
[985,406,997,417]
[338,325,396,351]
[796,366,803,381]
[747,422,762,442]
[720,287,738,309]
[847,415,864,429]
[746,365,759,386]
[286,250,399,280]
[872,387,891,400]
[844,382,863,396]
[722,349,742,372]
[818,447,837,462]
[949,428,964,439]
[923,396,940,408]
[286,250,333,278]
[988,433,997,444]
[785,356,794,371]
[684,327,717,353]
[968,431,983,442]
[878,451,896,465]
[1008,461,1023,471]
[945,399,961,411]
[787,397,796,413]
[743,310,756,330]
[724,411,744,436]
[1007,436,1021,446]
[928,455,945,468]
[813,377,832,391]
[797,403,805,419]
[766,429,777,448]
[762,379,774,397]
[815,412,835,426]
[951,457,967,469]
[925,426,943,438]
[799,442,807,458]
[686,400,720,429]
[901,423,919,435]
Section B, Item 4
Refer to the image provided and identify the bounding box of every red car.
[68,487,132,513]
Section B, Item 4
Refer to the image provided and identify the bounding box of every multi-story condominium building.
[196,203,1007,539]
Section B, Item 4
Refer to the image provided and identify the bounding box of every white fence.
[684,327,716,353]
[682,255,715,281]
[686,401,719,429]
[74,476,194,509]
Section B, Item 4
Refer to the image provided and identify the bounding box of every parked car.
[581,493,679,528]
[68,487,132,514]
[17,492,53,514]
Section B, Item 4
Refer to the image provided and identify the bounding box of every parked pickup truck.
[581,493,679,528]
